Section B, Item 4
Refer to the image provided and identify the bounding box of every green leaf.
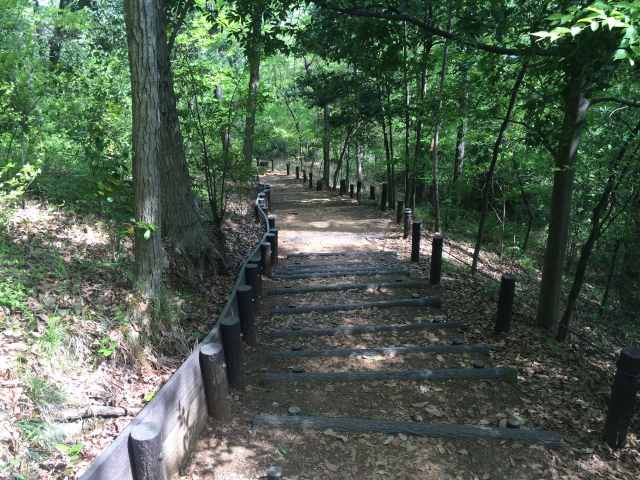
[590,21,600,31]
[143,229,151,240]
[614,49,628,60]
[570,26,582,37]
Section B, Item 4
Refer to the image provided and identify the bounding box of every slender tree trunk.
[471,64,527,273]
[242,6,263,167]
[403,19,410,203]
[452,64,468,185]
[536,65,590,331]
[600,240,621,314]
[430,15,452,232]
[124,0,163,299]
[323,103,331,188]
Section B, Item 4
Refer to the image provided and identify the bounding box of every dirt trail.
[183,173,557,480]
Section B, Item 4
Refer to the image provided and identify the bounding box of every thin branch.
[590,97,640,108]
[313,1,559,58]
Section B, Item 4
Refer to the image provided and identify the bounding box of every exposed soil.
[182,174,640,479]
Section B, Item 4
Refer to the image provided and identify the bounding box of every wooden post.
[220,316,243,387]
[268,215,276,230]
[237,285,257,346]
[380,183,388,210]
[430,234,443,285]
[129,422,166,480]
[267,230,278,266]
[302,169,306,182]
[245,263,262,310]
[350,184,354,198]
[411,221,422,262]
[604,348,640,448]
[356,181,362,201]
[199,341,231,421]
[295,166,299,178]
[316,180,322,191]
[369,185,375,200]
[495,274,516,333]
[308,172,313,189]
[265,188,271,211]
[260,242,272,278]
[403,208,412,239]
[286,163,290,176]
[396,200,404,224]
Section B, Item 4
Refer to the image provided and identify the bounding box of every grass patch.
[25,376,65,410]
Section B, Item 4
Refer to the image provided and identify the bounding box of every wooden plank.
[271,297,441,315]
[268,280,430,296]
[274,261,387,272]
[262,367,517,384]
[252,415,562,448]
[270,320,463,338]
[286,251,397,258]
[272,267,408,280]
[269,344,491,359]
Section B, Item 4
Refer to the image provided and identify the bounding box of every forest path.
[183,172,557,480]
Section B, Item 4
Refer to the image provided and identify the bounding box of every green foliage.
[94,336,118,359]
[25,376,65,409]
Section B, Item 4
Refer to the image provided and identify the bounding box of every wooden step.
[272,267,408,280]
[271,297,441,315]
[286,251,397,258]
[262,367,517,384]
[269,344,491,359]
[252,415,561,448]
[269,319,463,338]
[268,280,429,296]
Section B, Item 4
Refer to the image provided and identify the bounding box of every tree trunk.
[536,65,590,332]
[124,0,164,299]
[600,240,621,314]
[242,6,263,167]
[471,64,527,273]
[323,103,331,188]
[452,64,469,186]
[157,2,223,271]
[430,15,452,233]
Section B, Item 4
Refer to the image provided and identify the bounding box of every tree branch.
[313,1,559,58]
[590,97,640,108]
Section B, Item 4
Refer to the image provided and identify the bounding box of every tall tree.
[124,0,164,299]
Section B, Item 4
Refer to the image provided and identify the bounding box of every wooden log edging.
[286,251,396,258]
[270,343,491,359]
[252,415,562,448]
[78,181,273,480]
[268,280,431,296]
[272,267,408,280]
[270,320,463,338]
[271,297,441,315]
[262,367,518,384]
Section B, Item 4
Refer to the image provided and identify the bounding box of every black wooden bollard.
[245,263,262,309]
[380,183,388,211]
[199,341,231,421]
[411,221,421,262]
[268,215,276,230]
[396,200,404,224]
[268,229,278,266]
[370,185,375,200]
[356,181,362,201]
[350,184,354,198]
[430,234,443,285]
[260,242,272,278]
[316,180,322,191]
[302,170,306,182]
[495,274,516,333]
[308,172,313,189]
[220,316,242,387]
[237,285,257,346]
[403,208,412,239]
[286,164,290,176]
[604,348,640,448]
[295,166,299,179]
[129,422,166,480]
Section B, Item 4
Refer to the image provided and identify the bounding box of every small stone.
[498,418,508,429]
[291,325,302,330]
[450,337,464,346]
[508,415,525,429]
[412,413,424,422]
[288,406,302,415]
[266,465,283,479]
